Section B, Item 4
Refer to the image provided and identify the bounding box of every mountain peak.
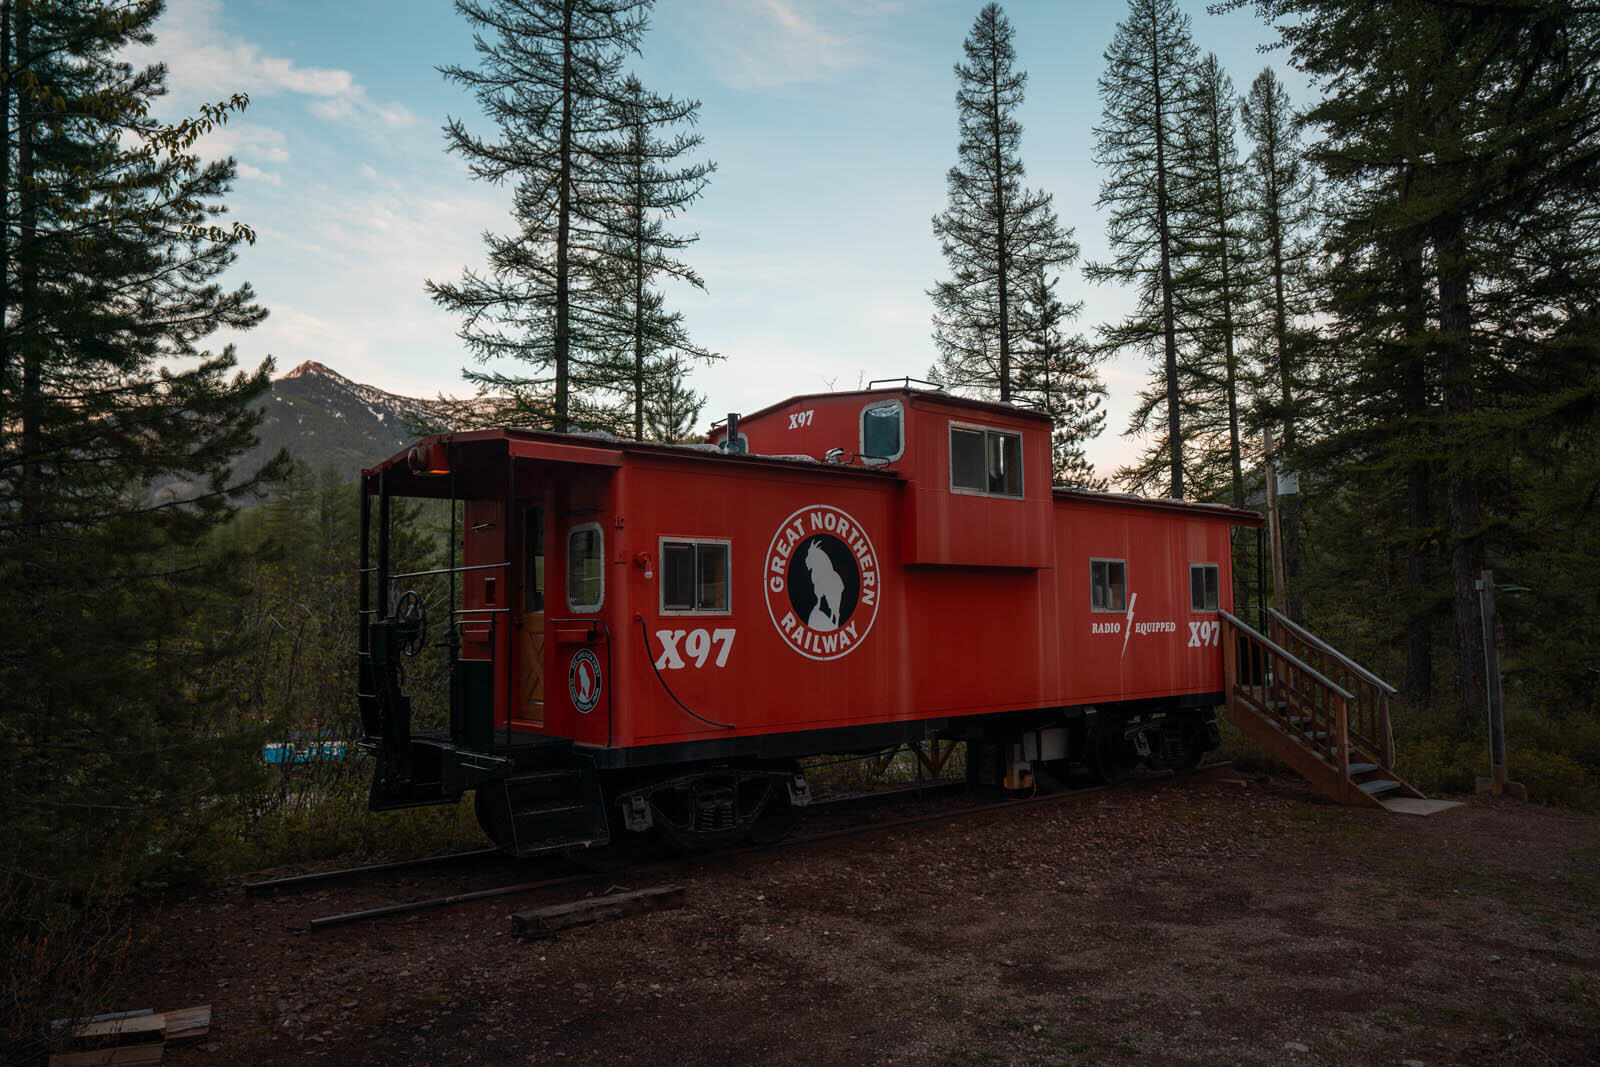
[281,360,348,382]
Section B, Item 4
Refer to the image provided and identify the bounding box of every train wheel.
[1174,724,1207,772]
[1085,718,1138,785]
[748,791,802,845]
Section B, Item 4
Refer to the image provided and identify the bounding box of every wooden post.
[1379,690,1394,769]
[1477,570,1508,797]
[1335,693,1351,802]
[1263,429,1288,615]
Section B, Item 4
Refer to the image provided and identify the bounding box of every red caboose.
[358,384,1261,856]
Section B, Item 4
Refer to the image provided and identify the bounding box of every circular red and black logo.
[568,648,602,714]
[764,505,880,661]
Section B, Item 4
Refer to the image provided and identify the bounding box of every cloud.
[144,0,414,130]
[670,0,895,89]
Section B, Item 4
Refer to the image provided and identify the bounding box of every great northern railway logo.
[764,505,880,661]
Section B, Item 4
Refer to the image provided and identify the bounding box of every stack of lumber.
[48,1005,211,1066]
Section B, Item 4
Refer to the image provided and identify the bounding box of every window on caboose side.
[1190,563,1220,612]
[660,538,731,615]
[950,423,1023,497]
[1090,559,1127,612]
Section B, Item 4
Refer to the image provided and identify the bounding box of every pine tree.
[597,74,716,441]
[0,0,278,911]
[1245,0,1600,724]
[427,0,657,433]
[1012,265,1106,488]
[1170,54,1252,507]
[641,353,706,443]
[1240,66,1318,613]
[930,3,1077,403]
[1239,67,1316,455]
[1088,0,1200,499]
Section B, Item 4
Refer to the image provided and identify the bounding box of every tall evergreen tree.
[597,74,715,441]
[1174,54,1252,507]
[1117,53,1252,505]
[1013,265,1106,488]
[1088,0,1200,499]
[0,0,277,936]
[1244,0,1600,724]
[930,3,1076,403]
[428,0,657,433]
[1239,67,1316,455]
[1240,66,1318,613]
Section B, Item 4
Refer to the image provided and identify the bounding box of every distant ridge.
[233,361,462,489]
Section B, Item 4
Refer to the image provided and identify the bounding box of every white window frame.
[859,399,905,463]
[948,420,1024,499]
[1090,557,1128,614]
[657,536,733,616]
[566,521,604,614]
[1189,562,1220,613]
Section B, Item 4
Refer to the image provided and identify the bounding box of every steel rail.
[243,848,502,897]
[307,763,1231,932]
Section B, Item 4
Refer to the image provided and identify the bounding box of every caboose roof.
[363,425,900,498]
[711,385,1055,431]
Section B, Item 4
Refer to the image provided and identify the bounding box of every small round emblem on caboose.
[764,505,880,661]
[568,648,602,714]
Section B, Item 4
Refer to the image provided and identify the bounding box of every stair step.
[1359,778,1404,797]
[1347,762,1379,776]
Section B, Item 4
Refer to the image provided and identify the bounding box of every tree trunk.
[0,0,12,429]
[553,0,573,433]
[991,47,1009,403]
[1436,216,1485,727]
[632,137,645,443]
[17,0,39,529]
[1152,50,1182,499]
[1211,105,1242,509]
[1399,230,1434,713]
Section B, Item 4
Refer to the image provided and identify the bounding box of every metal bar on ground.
[243,848,501,896]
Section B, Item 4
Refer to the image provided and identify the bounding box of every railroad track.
[241,778,966,900]
[300,763,1232,932]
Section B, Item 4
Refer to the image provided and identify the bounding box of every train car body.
[358,386,1261,856]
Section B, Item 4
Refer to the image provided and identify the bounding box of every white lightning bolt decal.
[1121,592,1138,658]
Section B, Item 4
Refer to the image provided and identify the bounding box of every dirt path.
[125,775,1600,1065]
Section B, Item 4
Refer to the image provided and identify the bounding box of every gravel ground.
[122,773,1600,1066]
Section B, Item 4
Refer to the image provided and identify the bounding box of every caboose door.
[517,502,546,725]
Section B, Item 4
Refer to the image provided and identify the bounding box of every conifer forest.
[1,0,1598,1061]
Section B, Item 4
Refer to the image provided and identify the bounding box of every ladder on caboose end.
[1218,608,1435,810]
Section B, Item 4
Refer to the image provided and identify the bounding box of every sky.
[142,0,1311,481]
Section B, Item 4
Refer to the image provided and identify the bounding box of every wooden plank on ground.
[68,1014,167,1045]
[513,885,685,935]
[49,1043,163,1067]
[1381,797,1464,816]
[160,1005,212,1043]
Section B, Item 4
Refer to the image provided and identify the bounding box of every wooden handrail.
[1219,610,1355,701]
[1267,608,1397,695]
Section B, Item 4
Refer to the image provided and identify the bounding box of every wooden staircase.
[1220,608,1427,808]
